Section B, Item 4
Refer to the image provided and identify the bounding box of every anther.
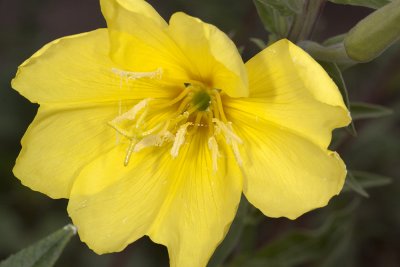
[171,122,193,158]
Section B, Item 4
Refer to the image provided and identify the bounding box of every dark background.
[1,1,399,266]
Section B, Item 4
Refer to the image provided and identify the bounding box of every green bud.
[344,0,400,62]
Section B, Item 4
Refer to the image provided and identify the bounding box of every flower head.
[12,0,351,266]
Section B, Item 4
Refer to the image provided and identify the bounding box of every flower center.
[109,69,242,170]
[192,90,211,111]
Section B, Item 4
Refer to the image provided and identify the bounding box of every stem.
[288,0,326,42]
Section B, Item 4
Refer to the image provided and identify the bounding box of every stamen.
[110,99,150,124]
[188,112,204,135]
[124,140,137,166]
[212,119,242,144]
[230,140,243,166]
[212,119,243,166]
[112,68,163,81]
[208,136,220,171]
[170,122,193,158]
[134,130,175,152]
[155,87,193,109]
[213,91,228,122]
[176,95,193,115]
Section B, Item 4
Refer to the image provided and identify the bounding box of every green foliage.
[323,34,347,46]
[328,0,392,9]
[350,102,393,120]
[344,0,400,62]
[253,0,304,43]
[0,225,76,267]
[319,61,357,135]
[343,171,393,197]
[226,204,356,267]
[249,38,267,50]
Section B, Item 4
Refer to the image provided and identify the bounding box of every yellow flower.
[11,0,351,266]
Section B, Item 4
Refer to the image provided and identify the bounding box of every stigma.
[108,82,242,170]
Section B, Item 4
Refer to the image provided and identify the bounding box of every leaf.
[350,102,393,120]
[257,0,304,15]
[345,172,370,197]
[227,203,357,267]
[0,224,77,267]
[250,38,267,50]
[319,61,357,136]
[253,0,299,40]
[299,41,353,64]
[323,33,347,46]
[342,171,392,195]
[328,0,391,9]
[344,0,400,62]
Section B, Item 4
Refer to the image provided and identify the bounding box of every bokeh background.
[0,1,399,266]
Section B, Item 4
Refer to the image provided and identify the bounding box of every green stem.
[288,0,326,42]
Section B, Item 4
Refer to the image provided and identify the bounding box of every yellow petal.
[168,12,248,97]
[149,132,242,267]
[67,144,172,253]
[11,29,172,104]
[68,130,242,267]
[13,103,121,198]
[225,39,350,148]
[100,0,190,81]
[230,109,346,219]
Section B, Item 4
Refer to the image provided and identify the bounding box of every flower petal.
[13,103,121,199]
[225,39,350,148]
[149,132,242,267]
[68,131,242,267]
[229,109,346,219]
[100,0,190,81]
[168,12,248,97]
[67,144,172,253]
[11,29,172,104]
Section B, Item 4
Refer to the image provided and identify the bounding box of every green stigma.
[192,91,211,111]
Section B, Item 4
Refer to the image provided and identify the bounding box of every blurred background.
[0,0,399,266]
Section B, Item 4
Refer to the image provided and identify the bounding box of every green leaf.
[250,38,267,50]
[299,41,353,64]
[0,224,76,267]
[253,0,300,41]
[328,0,391,9]
[257,0,304,15]
[344,0,400,62]
[345,172,370,197]
[350,102,393,120]
[323,33,347,46]
[227,204,356,267]
[318,61,357,136]
[342,171,392,195]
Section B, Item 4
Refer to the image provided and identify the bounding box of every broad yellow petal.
[68,130,242,266]
[67,144,172,253]
[229,109,346,219]
[149,132,242,267]
[225,39,350,149]
[13,103,122,198]
[168,12,248,97]
[100,0,190,81]
[11,29,172,105]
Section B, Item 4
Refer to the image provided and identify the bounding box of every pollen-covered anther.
[171,122,193,158]
[111,67,163,81]
[108,98,151,139]
[134,130,175,153]
[208,136,220,171]
[212,118,243,166]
